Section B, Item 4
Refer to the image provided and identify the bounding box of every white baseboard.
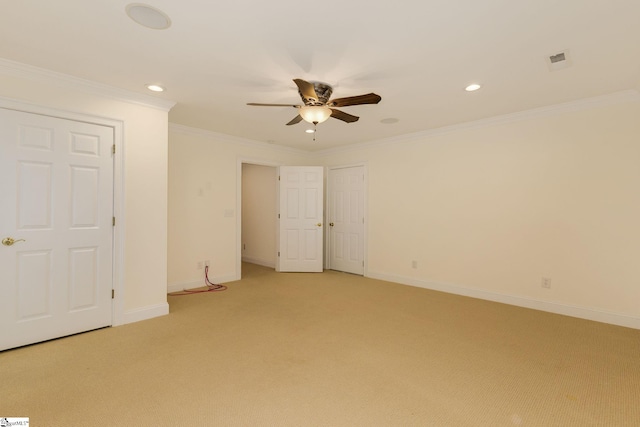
[167,273,238,293]
[367,271,640,330]
[241,256,275,269]
[120,302,169,325]
[167,282,192,293]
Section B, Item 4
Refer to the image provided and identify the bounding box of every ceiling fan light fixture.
[299,106,332,124]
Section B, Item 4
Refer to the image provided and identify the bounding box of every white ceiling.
[1,0,639,151]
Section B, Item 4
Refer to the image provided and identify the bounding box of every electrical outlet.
[197,261,203,270]
[411,260,418,269]
[541,277,551,289]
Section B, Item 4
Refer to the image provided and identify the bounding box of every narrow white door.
[277,166,324,272]
[328,166,365,275]
[0,108,114,351]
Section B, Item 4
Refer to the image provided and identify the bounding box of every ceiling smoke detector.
[546,49,572,71]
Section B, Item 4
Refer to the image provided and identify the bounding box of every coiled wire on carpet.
[168,265,227,296]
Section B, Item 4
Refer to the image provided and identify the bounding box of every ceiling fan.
[247,79,382,126]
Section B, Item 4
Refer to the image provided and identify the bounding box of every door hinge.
[112,217,116,226]
[112,144,116,155]
[112,289,115,299]
[278,175,281,181]
[278,252,280,257]
[278,213,280,219]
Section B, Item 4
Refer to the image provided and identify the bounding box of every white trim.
[0,96,127,328]
[111,118,126,326]
[237,158,282,279]
[367,271,640,330]
[0,58,176,112]
[168,273,239,294]
[121,303,170,325]
[316,89,640,157]
[167,283,188,294]
[0,96,122,128]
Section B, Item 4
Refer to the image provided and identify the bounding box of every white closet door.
[0,108,114,351]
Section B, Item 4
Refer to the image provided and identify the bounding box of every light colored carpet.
[2,263,639,426]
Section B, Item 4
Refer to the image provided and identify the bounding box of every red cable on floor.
[168,265,227,296]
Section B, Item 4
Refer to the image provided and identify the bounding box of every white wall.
[242,164,277,268]
[0,61,173,324]
[167,125,311,291]
[316,93,640,328]
[167,90,640,328]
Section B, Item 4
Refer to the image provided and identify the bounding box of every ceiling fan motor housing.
[300,82,333,106]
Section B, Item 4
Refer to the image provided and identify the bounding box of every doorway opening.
[238,162,326,277]
[240,163,278,277]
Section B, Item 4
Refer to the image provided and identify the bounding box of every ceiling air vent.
[546,49,572,71]
[549,52,565,63]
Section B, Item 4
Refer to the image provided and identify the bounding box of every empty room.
[1,1,639,426]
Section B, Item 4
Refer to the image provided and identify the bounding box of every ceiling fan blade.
[330,109,359,123]
[293,79,318,102]
[247,103,300,107]
[328,93,382,108]
[286,115,303,126]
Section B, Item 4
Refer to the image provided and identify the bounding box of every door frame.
[0,97,125,326]
[236,157,281,279]
[325,163,368,274]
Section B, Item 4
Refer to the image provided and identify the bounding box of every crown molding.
[316,89,640,157]
[169,123,314,158]
[0,58,176,112]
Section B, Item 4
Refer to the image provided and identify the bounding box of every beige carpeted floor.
[2,263,639,426]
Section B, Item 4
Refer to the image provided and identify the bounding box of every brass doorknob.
[2,237,26,246]
[329,223,334,227]
[316,223,322,227]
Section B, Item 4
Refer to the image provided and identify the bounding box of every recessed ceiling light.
[465,83,482,92]
[126,4,171,30]
[305,129,315,134]
[380,118,399,124]
[146,84,165,92]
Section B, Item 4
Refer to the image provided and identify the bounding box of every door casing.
[0,97,126,326]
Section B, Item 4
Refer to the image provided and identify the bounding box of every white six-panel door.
[328,166,365,275]
[277,166,324,272]
[0,108,114,351]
